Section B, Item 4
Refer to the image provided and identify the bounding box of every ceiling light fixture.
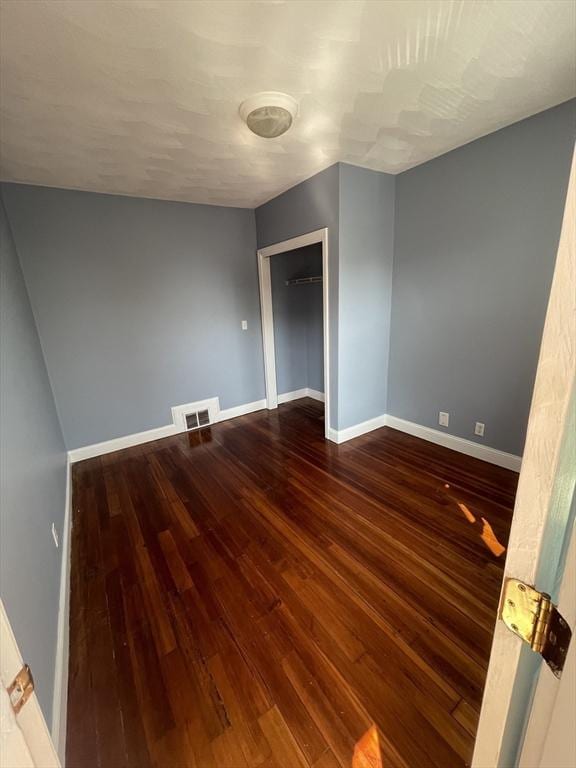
[240,92,298,139]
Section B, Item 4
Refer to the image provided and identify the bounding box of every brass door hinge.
[501,579,572,678]
[7,664,34,714]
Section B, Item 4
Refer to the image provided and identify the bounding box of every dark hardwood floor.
[66,398,517,768]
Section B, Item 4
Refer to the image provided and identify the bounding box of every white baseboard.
[385,415,522,472]
[51,458,73,761]
[218,399,267,421]
[68,423,181,462]
[277,389,309,404]
[328,413,521,471]
[68,402,522,473]
[307,388,325,403]
[278,388,325,404]
[329,414,388,444]
[68,398,268,463]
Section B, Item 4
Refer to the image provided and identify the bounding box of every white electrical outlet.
[51,522,59,548]
[439,411,450,427]
[475,422,485,437]
[241,320,248,330]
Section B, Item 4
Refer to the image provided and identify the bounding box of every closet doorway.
[257,228,331,439]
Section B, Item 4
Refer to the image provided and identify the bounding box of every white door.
[472,149,575,767]
[0,599,60,768]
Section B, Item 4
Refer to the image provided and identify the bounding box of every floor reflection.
[353,724,383,768]
[443,483,507,558]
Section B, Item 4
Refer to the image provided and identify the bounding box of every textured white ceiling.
[0,0,574,208]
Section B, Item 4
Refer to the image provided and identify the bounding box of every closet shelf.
[285,276,323,286]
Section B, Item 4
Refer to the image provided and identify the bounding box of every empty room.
[1,2,575,768]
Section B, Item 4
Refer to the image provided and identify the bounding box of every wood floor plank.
[208,653,272,766]
[66,398,516,768]
[281,650,362,768]
[123,587,176,746]
[312,750,342,768]
[452,698,481,738]
[258,706,310,768]
[105,569,153,768]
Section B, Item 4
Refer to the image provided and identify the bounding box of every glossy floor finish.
[66,399,517,768]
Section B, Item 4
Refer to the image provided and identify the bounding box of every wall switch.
[241,320,248,330]
[51,522,59,548]
[439,411,450,427]
[475,422,485,437]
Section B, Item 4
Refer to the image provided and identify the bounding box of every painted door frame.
[520,518,575,767]
[472,149,575,766]
[0,599,60,767]
[257,227,332,440]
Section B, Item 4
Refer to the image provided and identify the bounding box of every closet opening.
[257,228,331,439]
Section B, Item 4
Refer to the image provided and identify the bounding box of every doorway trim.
[472,150,575,766]
[257,227,331,440]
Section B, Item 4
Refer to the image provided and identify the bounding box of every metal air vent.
[197,409,210,427]
[185,409,211,431]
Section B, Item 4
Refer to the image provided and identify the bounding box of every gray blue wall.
[270,244,323,395]
[0,197,67,722]
[2,185,264,450]
[389,101,575,455]
[338,164,395,429]
[256,163,396,431]
[255,164,339,426]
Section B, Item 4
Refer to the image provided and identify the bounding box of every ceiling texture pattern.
[1,0,574,207]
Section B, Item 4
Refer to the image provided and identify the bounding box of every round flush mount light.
[239,92,298,139]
